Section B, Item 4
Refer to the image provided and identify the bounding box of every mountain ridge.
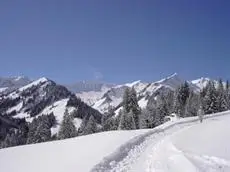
[76,73,216,113]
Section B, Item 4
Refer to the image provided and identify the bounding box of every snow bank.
[0,129,149,172]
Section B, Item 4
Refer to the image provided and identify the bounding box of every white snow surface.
[93,96,123,113]
[0,130,149,172]
[1,111,230,172]
[191,77,211,90]
[18,77,48,92]
[7,102,23,113]
[0,87,8,92]
[76,86,110,106]
[138,97,148,108]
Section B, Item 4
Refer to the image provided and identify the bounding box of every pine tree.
[102,117,118,131]
[119,110,136,130]
[35,122,51,143]
[78,115,87,135]
[165,90,174,114]
[154,94,169,126]
[83,115,97,135]
[139,109,154,129]
[102,106,118,131]
[145,96,157,128]
[121,87,141,129]
[58,109,76,139]
[217,79,227,112]
[1,132,18,148]
[129,87,141,129]
[203,81,218,114]
[27,115,52,144]
[173,82,190,117]
[185,92,200,117]
[225,80,230,109]
[123,88,131,112]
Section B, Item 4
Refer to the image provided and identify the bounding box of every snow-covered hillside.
[1,111,229,172]
[76,86,111,106]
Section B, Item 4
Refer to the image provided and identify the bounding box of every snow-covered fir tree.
[203,81,218,114]
[102,107,119,131]
[83,115,97,135]
[1,132,18,148]
[140,96,157,128]
[173,82,190,117]
[155,94,169,126]
[129,87,141,129]
[27,114,54,144]
[123,88,131,112]
[217,79,227,112]
[185,91,200,117]
[122,87,141,129]
[58,109,76,139]
[225,80,230,110]
[119,110,136,130]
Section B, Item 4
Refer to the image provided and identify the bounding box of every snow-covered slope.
[76,86,111,106]
[1,111,229,172]
[0,129,150,172]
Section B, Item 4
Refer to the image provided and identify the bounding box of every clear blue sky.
[0,0,230,84]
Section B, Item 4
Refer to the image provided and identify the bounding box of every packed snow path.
[92,112,230,172]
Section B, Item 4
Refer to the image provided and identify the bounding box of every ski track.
[184,152,230,172]
[91,122,195,172]
[91,111,230,172]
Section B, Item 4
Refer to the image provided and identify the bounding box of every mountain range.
[75,73,212,114]
[0,74,214,117]
[0,73,218,149]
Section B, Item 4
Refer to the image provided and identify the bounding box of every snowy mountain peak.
[35,77,49,83]
[191,77,211,90]
[125,80,142,87]
[168,72,178,78]
[18,77,49,92]
[192,77,210,84]
[156,73,180,84]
